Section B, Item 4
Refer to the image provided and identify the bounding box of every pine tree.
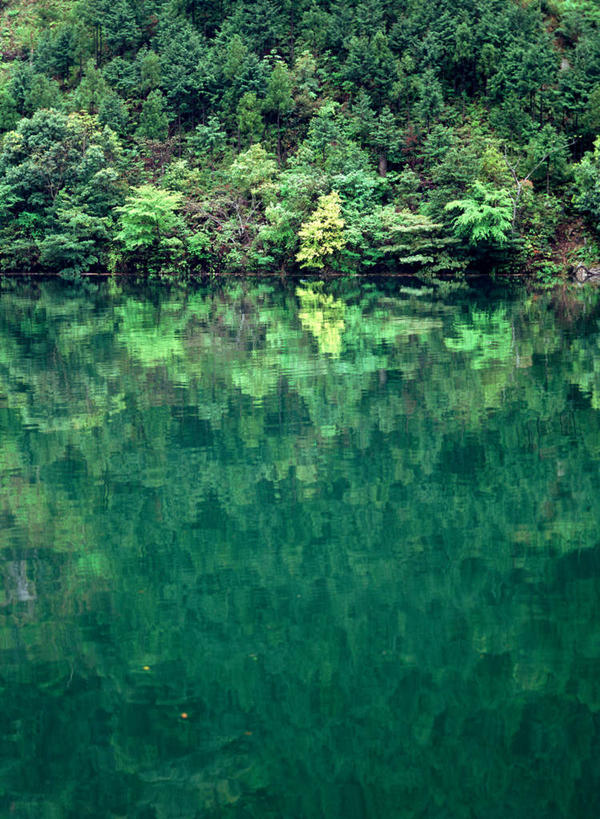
[136,90,169,141]
[264,60,294,165]
[373,106,398,177]
[98,93,129,135]
[0,88,18,134]
[415,69,444,131]
[74,60,108,114]
[237,92,263,148]
[139,51,162,95]
[190,116,226,163]
[348,89,375,148]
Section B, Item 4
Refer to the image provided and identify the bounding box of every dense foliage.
[0,0,599,279]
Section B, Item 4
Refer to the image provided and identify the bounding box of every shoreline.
[0,268,551,282]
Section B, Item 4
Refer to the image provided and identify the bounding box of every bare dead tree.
[502,139,578,230]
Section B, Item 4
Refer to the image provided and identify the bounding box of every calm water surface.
[1,279,600,818]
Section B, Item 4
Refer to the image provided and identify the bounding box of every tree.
[258,202,301,269]
[395,168,421,211]
[97,0,140,58]
[0,88,19,134]
[136,90,169,141]
[393,53,419,118]
[347,89,376,148]
[0,110,121,271]
[236,92,263,148]
[158,18,206,126]
[305,101,342,165]
[526,124,570,195]
[292,49,319,117]
[503,132,575,227]
[74,60,108,114]
[38,206,109,276]
[101,57,140,98]
[343,30,397,109]
[489,93,534,142]
[114,185,186,270]
[445,182,513,249]
[0,110,118,209]
[213,32,266,129]
[264,60,294,165]
[296,191,345,270]
[583,85,600,139]
[415,69,444,131]
[373,106,398,177]
[98,93,129,135]
[189,116,227,163]
[0,0,593,280]
[26,74,61,114]
[453,21,475,91]
[34,24,79,81]
[228,143,278,208]
[139,50,161,94]
[573,137,600,229]
[383,207,463,280]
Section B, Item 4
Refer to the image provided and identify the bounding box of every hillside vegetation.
[0,0,599,281]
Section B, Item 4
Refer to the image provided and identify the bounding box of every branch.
[502,138,578,228]
[522,138,578,184]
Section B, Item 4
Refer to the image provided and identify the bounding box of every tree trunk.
[276,112,282,167]
[378,154,388,177]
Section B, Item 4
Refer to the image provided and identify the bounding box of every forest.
[0,0,599,281]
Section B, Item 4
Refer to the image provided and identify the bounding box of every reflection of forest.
[1,281,600,817]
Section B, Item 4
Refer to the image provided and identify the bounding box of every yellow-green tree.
[296,191,345,270]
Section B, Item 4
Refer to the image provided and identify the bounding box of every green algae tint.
[1,280,600,818]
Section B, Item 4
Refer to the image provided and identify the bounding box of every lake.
[1,278,600,818]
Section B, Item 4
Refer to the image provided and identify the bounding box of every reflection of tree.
[3,558,36,608]
[1,282,600,816]
[297,282,346,357]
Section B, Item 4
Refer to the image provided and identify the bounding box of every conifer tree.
[136,90,169,141]
[373,106,398,177]
[415,69,444,132]
[98,93,129,135]
[264,60,294,165]
[446,182,513,249]
[236,92,263,148]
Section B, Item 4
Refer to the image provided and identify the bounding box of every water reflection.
[0,280,600,817]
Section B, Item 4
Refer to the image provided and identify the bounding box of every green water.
[1,279,600,818]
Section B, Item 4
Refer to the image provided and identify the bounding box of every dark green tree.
[136,90,169,141]
[98,93,129,134]
[264,60,294,165]
[415,69,444,131]
[373,106,398,177]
